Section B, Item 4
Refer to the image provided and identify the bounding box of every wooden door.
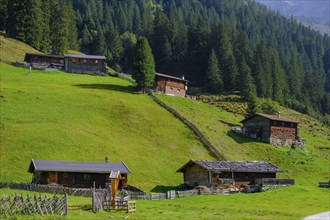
[49,172,58,184]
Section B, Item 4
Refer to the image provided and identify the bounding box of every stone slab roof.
[177,160,283,173]
[240,113,299,124]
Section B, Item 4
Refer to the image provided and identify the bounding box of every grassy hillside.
[1,186,329,220]
[0,63,215,191]
[156,94,330,186]
[0,34,41,63]
[1,62,329,219]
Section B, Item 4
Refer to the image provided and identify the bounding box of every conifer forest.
[1,0,329,123]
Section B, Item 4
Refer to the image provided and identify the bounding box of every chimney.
[182,75,185,80]
[278,111,281,118]
[105,157,109,163]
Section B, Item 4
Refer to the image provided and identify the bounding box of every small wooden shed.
[241,113,299,146]
[28,159,131,189]
[64,54,107,74]
[154,73,188,97]
[177,160,283,187]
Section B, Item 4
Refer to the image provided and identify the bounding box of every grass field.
[156,94,330,186]
[0,62,215,191]
[0,35,41,63]
[0,62,329,219]
[1,185,329,220]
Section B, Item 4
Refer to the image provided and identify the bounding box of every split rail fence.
[0,193,68,216]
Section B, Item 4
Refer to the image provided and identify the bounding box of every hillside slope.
[156,94,330,185]
[0,63,215,191]
[0,34,41,63]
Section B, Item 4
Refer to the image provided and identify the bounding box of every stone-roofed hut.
[241,113,299,147]
[28,159,131,189]
[177,160,283,187]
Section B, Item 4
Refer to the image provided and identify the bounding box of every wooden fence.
[255,178,295,186]
[149,93,225,160]
[119,191,166,200]
[92,190,136,213]
[0,182,106,197]
[0,193,68,216]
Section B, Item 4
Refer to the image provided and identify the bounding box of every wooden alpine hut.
[154,73,188,97]
[28,159,131,189]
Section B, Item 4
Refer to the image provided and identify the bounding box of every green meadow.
[156,94,330,186]
[0,62,329,219]
[0,185,329,220]
[0,62,215,191]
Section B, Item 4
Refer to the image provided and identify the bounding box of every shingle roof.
[177,160,282,173]
[240,113,299,124]
[155,72,189,82]
[64,54,106,60]
[28,159,131,174]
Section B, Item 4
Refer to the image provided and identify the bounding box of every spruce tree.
[0,0,7,31]
[205,49,223,93]
[132,37,155,93]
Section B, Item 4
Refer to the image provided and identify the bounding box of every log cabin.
[241,113,299,147]
[24,53,64,69]
[28,159,131,189]
[177,160,283,187]
[154,73,188,97]
[24,53,107,74]
[64,54,107,74]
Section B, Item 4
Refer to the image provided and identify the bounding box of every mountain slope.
[0,34,41,63]
[255,0,330,34]
[156,94,330,185]
[0,63,215,191]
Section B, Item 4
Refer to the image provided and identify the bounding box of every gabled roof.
[28,159,131,174]
[177,160,283,173]
[240,113,299,124]
[155,72,189,82]
[64,54,106,60]
[24,53,64,60]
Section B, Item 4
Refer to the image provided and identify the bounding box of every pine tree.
[216,23,238,92]
[151,9,172,73]
[26,0,43,50]
[6,0,27,41]
[204,49,223,93]
[0,0,7,31]
[39,0,51,53]
[132,37,155,93]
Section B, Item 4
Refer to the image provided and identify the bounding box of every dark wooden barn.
[64,54,107,74]
[241,113,299,147]
[24,53,64,69]
[154,73,188,97]
[177,160,283,187]
[28,159,131,189]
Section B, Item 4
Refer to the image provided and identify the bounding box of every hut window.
[72,59,75,63]
[95,60,98,64]
[63,172,68,178]
[84,174,90,181]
